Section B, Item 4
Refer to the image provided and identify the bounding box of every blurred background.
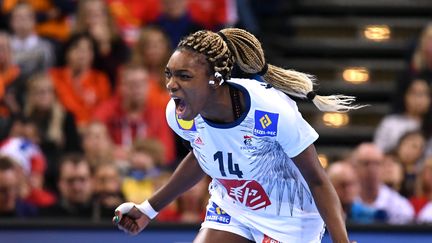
[1,0,432,242]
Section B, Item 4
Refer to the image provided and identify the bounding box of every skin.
[119,68,149,112]
[28,77,55,111]
[115,49,350,243]
[404,79,431,120]
[66,38,94,77]
[327,161,360,214]
[351,143,384,205]
[0,169,19,213]
[58,161,93,204]
[10,4,35,39]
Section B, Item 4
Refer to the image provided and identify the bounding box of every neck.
[123,100,143,113]
[201,84,242,123]
[70,67,86,79]
[16,32,33,40]
[361,184,379,204]
[405,111,422,121]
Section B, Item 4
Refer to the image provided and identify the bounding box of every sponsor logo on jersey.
[205,202,231,224]
[217,179,271,210]
[262,235,280,243]
[240,135,257,151]
[254,110,278,137]
[175,115,196,131]
[194,136,204,145]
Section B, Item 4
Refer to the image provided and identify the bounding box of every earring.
[209,80,215,85]
[214,72,224,85]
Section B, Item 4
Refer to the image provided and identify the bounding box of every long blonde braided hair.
[177,28,361,112]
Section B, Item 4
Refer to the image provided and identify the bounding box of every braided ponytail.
[177,28,362,112]
[219,28,363,112]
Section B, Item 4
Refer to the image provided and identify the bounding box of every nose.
[166,77,179,93]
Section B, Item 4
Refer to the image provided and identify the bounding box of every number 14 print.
[213,151,243,178]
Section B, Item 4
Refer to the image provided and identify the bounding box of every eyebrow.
[166,67,191,73]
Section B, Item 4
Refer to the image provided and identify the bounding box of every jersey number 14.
[213,151,243,178]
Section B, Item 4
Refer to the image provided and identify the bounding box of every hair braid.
[178,28,362,112]
[220,28,363,112]
[177,30,235,80]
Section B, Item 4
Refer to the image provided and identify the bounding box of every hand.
[113,202,151,235]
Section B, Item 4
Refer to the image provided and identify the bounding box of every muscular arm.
[292,145,349,243]
[149,152,206,211]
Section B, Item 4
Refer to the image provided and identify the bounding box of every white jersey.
[166,78,323,242]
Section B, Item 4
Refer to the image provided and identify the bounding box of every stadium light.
[322,112,350,128]
[342,67,369,83]
[363,25,391,42]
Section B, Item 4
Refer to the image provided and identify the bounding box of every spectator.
[394,130,426,198]
[93,63,175,163]
[151,0,204,48]
[382,153,404,192]
[50,32,111,127]
[410,23,432,79]
[131,26,190,161]
[0,155,37,217]
[188,0,233,31]
[0,32,21,98]
[0,32,22,140]
[81,121,114,168]
[1,0,75,42]
[24,72,81,153]
[9,3,55,84]
[92,162,125,219]
[122,138,164,204]
[411,157,432,218]
[106,0,161,45]
[24,73,81,190]
[40,154,94,218]
[0,136,56,207]
[350,143,414,224]
[132,26,171,106]
[374,77,431,153]
[415,157,432,223]
[74,0,130,88]
[327,161,387,224]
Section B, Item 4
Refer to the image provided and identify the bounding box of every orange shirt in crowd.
[2,0,71,41]
[147,75,170,108]
[0,65,20,100]
[0,65,20,117]
[50,67,111,126]
[188,0,229,30]
[93,93,176,164]
[106,0,161,45]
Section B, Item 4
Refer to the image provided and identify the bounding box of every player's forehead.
[166,49,209,71]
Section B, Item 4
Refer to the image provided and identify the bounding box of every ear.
[208,72,224,88]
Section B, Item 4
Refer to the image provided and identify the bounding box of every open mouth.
[173,97,187,118]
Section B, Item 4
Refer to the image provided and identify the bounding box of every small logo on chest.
[240,135,257,151]
[194,136,204,145]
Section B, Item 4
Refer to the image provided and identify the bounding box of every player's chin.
[179,109,197,121]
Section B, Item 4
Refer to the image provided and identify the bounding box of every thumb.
[113,202,135,225]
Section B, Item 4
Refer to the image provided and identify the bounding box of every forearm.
[309,175,349,243]
[148,152,206,211]
[293,145,349,243]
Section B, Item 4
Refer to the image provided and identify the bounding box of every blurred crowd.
[0,0,262,223]
[1,0,432,226]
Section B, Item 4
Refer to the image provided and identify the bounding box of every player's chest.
[190,128,267,179]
